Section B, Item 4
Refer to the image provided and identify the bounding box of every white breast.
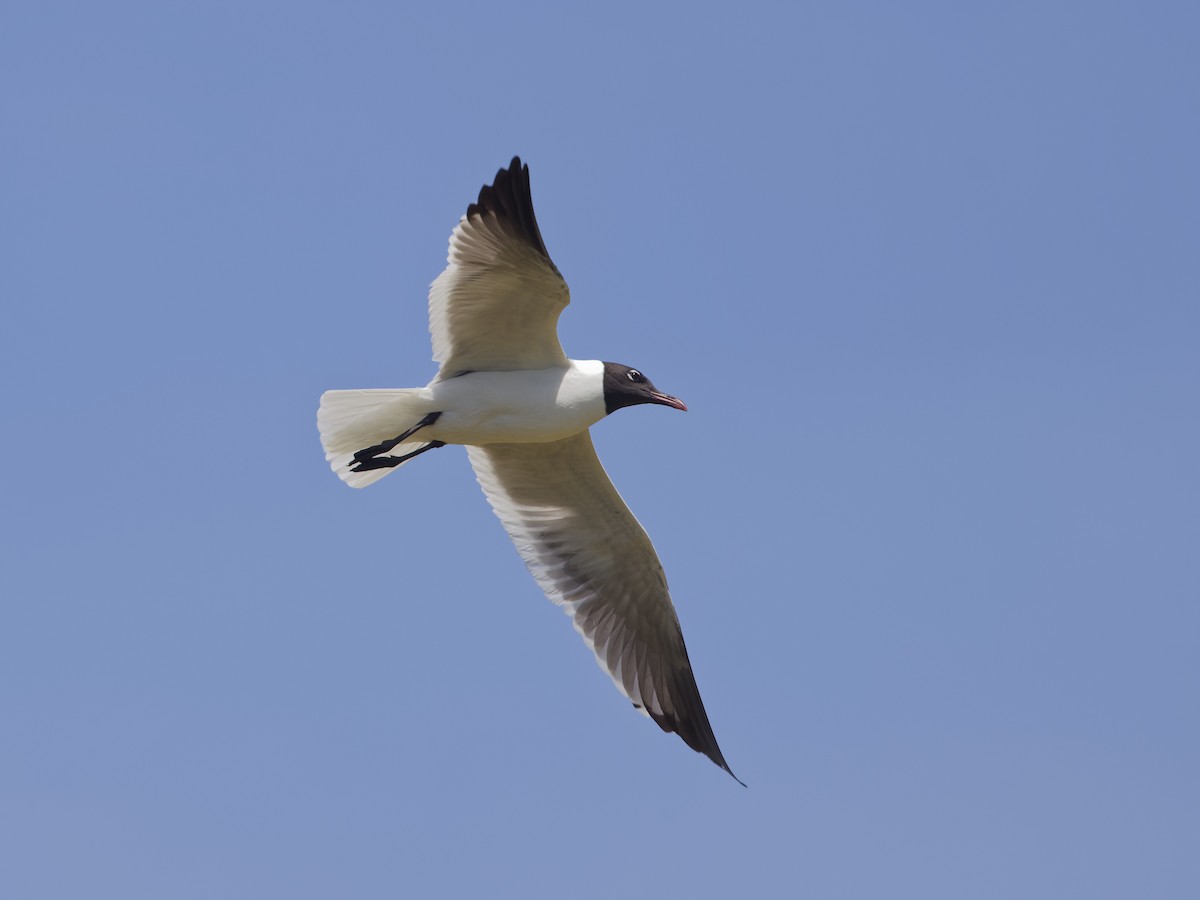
[426,359,606,445]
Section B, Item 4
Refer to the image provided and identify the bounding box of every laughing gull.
[318,157,740,783]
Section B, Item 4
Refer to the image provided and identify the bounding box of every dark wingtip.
[653,704,744,786]
[464,156,553,261]
[708,744,746,787]
[645,644,744,786]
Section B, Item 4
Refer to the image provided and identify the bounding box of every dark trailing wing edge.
[466,156,556,264]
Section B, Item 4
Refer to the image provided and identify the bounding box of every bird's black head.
[602,362,688,415]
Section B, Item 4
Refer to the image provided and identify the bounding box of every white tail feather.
[318,389,435,488]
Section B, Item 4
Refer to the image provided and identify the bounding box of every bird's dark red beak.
[650,392,688,412]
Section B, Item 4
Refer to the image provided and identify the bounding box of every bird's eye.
[627,369,644,383]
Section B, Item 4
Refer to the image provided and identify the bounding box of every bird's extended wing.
[467,432,741,782]
[428,157,570,377]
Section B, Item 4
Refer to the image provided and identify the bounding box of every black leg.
[350,440,446,472]
[351,412,443,465]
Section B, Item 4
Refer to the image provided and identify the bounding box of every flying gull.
[318,157,741,783]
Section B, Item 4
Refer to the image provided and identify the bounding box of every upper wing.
[467,432,741,783]
[428,157,570,377]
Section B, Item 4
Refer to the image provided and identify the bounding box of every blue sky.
[3,2,1197,897]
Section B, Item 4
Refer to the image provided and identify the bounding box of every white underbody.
[318,360,608,488]
[369,355,609,448]
[420,358,607,445]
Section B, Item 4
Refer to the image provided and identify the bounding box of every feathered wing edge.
[467,434,743,784]
[428,157,570,375]
[466,156,556,264]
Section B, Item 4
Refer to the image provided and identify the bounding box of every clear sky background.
[3,2,1197,897]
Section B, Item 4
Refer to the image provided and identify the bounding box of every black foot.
[351,412,443,465]
[350,440,446,472]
